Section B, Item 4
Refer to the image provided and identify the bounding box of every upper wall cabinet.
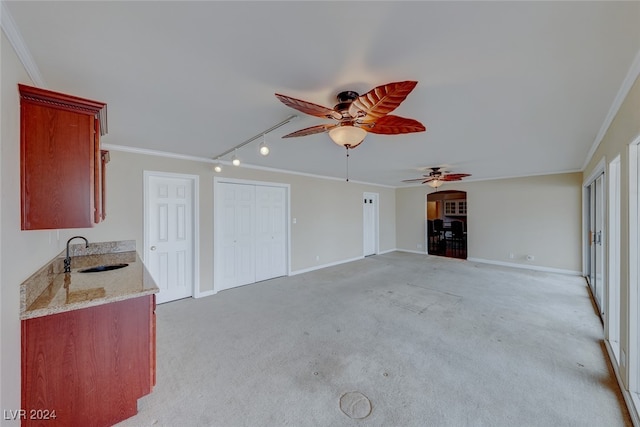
[444,200,467,216]
[19,84,108,230]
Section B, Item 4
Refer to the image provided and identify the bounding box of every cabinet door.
[21,102,95,229]
[444,201,456,215]
[22,296,154,426]
[457,200,467,215]
[19,84,107,230]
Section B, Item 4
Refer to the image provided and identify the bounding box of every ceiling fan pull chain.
[346,146,350,182]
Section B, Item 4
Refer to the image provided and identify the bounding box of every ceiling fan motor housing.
[336,90,359,103]
[334,91,359,118]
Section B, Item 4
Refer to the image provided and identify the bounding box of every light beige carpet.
[116,252,631,426]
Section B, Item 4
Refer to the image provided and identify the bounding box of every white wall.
[101,149,397,289]
[396,173,583,273]
[1,32,61,423]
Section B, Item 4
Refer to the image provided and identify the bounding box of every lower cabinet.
[21,295,156,427]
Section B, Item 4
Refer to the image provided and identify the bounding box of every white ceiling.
[4,1,640,186]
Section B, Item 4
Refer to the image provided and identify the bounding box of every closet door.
[255,185,287,282]
[219,182,256,291]
[215,180,288,292]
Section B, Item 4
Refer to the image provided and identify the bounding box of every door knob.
[150,246,156,251]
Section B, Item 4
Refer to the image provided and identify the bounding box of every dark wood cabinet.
[19,84,108,230]
[21,295,156,427]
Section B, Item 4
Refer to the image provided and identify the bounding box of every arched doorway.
[426,190,467,259]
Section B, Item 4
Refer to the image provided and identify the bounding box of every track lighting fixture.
[210,115,296,170]
[259,134,270,156]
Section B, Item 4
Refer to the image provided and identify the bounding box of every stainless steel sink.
[79,263,129,273]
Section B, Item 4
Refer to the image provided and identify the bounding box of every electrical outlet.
[509,253,515,259]
[417,243,422,249]
[315,255,320,261]
[526,255,535,261]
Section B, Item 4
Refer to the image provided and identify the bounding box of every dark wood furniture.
[19,84,108,230]
[21,295,156,427]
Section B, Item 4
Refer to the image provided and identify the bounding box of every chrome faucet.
[64,236,89,273]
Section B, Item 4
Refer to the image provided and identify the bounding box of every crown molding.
[101,143,213,164]
[105,142,582,189]
[1,1,46,87]
[582,48,640,171]
[102,143,396,189]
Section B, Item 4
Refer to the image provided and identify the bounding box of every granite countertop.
[20,240,159,320]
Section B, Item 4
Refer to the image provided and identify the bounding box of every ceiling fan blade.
[275,93,342,120]
[348,81,418,122]
[441,174,471,181]
[363,115,426,135]
[402,176,434,183]
[281,124,337,138]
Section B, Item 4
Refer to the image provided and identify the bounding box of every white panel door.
[363,192,378,256]
[255,186,287,282]
[594,174,605,314]
[218,182,256,291]
[587,174,605,316]
[147,175,194,304]
[215,180,288,293]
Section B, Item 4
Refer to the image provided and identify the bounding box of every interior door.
[363,193,378,256]
[255,186,287,282]
[146,174,195,304]
[215,180,288,292]
[219,182,256,291]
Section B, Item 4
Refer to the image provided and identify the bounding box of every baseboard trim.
[195,289,215,298]
[291,256,364,276]
[467,257,582,276]
[378,248,397,255]
[604,340,640,426]
[393,248,428,255]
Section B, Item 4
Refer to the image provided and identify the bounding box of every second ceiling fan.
[275,80,426,149]
[403,167,471,188]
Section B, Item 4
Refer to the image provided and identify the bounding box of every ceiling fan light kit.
[328,124,367,148]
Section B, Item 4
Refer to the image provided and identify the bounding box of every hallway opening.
[426,190,467,259]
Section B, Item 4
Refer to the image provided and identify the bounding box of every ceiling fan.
[275,80,426,149]
[402,167,471,188]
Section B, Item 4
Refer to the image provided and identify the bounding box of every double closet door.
[215,180,288,292]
